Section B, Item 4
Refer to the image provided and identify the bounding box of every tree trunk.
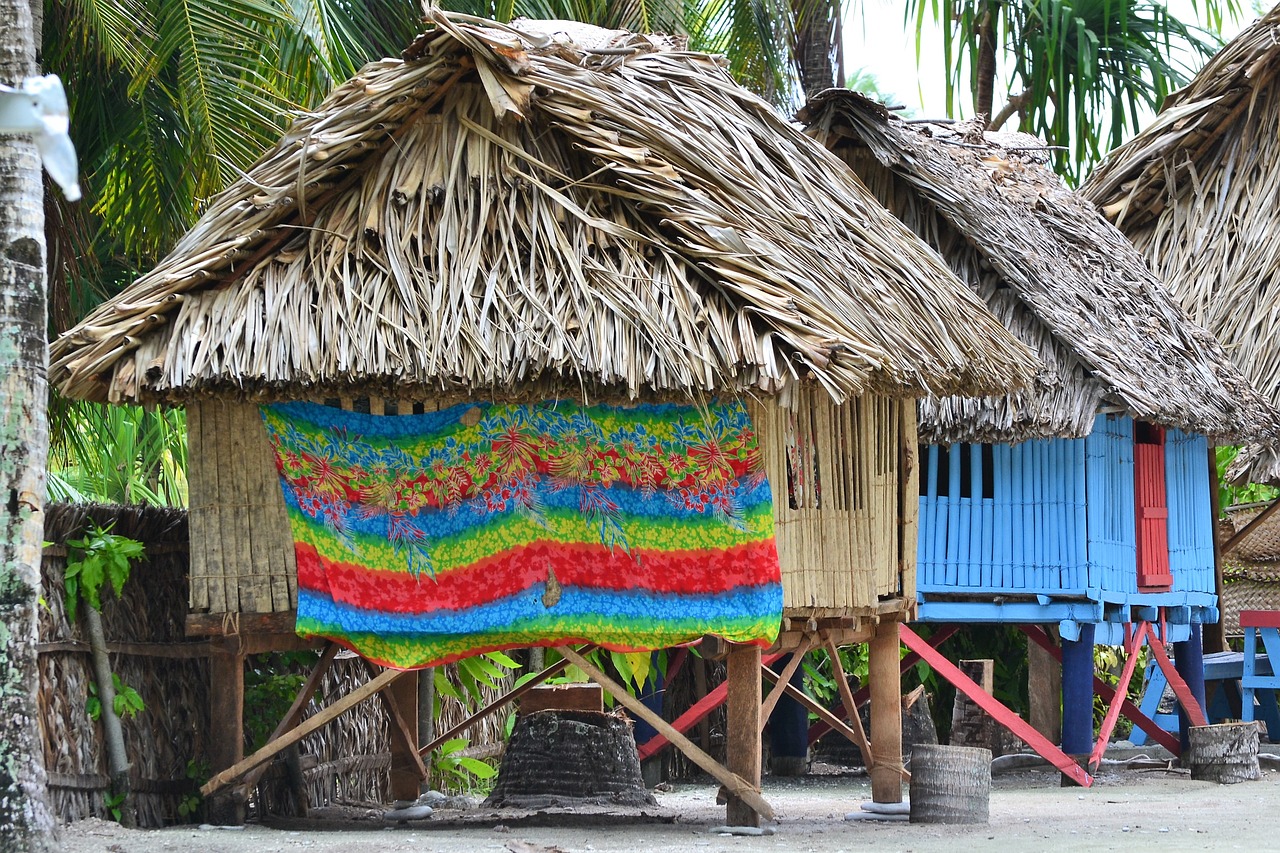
[909,744,991,824]
[793,0,839,101]
[975,0,998,125]
[0,0,57,847]
[84,605,135,827]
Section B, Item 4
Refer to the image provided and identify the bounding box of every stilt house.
[803,91,1277,645]
[50,15,1036,822]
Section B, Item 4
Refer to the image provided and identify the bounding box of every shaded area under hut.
[802,89,1279,785]
[49,13,1040,826]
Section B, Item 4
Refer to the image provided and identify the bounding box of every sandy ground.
[56,760,1280,853]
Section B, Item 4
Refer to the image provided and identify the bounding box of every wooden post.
[725,643,762,827]
[207,647,245,825]
[869,619,903,804]
[1028,626,1062,744]
[387,670,421,801]
[1205,445,1228,654]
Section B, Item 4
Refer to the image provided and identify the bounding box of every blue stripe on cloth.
[297,583,783,636]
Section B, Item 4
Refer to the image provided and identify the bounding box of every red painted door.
[1134,423,1172,591]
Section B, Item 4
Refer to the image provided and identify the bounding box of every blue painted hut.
[803,91,1279,760]
[804,91,1276,643]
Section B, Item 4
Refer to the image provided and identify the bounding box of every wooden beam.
[186,610,298,637]
[1221,494,1280,555]
[825,637,875,772]
[636,653,784,761]
[807,624,959,744]
[236,643,338,798]
[759,664,908,782]
[869,620,903,804]
[1027,626,1062,744]
[207,649,245,824]
[201,666,406,797]
[726,644,762,827]
[364,661,427,798]
[417,653,578,757]
[1147,628,1209,728]
[556,645,774,822]
[758,637,813,728]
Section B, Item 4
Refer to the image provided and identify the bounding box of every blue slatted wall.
[1165,428,1215,597]
[917,433,1088,596]
[917,415,1215,603]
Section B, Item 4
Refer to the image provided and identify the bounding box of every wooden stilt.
[1027,626,1062,744]
[726,643,763,827]
[208,647,246,824]
[555,646,774,821]
[379,666,426,799]
[869,619,904,804]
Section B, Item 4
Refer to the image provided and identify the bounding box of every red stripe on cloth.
[294,539,779,614]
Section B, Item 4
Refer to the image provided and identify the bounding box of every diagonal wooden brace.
[1146,627,1208,728]
[1020,625,1181,755]
[758,636,815,729]
[900,624,1091,787]
[556,646,775,821]
[825,637,876,771]
[1089,622,1148,772]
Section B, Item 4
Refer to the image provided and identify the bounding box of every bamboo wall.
[750,390,917,616]
[191,393,917,620]
[188,399,297,614]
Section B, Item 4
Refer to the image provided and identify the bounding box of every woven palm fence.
[39,502,509,825]
[39,503,205,827]
[1219,503,1280,637]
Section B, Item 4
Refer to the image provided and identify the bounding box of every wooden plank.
[558,645,775,821]
[726,644,763,827]
[187,610,298,636]
[825,637,875,770]
[418,654,575,757]
[202,666,407,797]
[187,402,210,613]
[901,624,1092,787]
[521,684,604,714]
[758,639,812,727]
[36,640,213,659]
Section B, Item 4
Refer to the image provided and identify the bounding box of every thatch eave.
[50,12,1039,410]
[803,89,1280,445]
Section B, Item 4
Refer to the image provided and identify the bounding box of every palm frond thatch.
[1083,5,1280,481]
[802,90,1278,445]
[49,12,1038,408]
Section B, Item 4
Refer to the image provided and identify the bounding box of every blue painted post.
[1061,624,1096,757]
[1174,624,1208,753]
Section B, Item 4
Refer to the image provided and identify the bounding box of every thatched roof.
[49,12,1037,408]
[1083,5,1280,480]
[802,90,1278,445]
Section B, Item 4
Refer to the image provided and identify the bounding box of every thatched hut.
[1083,5,1280,486]
[803,90,1277,771]
[50,14,1036,821]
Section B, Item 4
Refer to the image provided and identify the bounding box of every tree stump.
[909,744,990,824]
[484,709,656,809]
[1186,722,1262,784]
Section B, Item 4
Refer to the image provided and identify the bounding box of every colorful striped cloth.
[261,399,782,668]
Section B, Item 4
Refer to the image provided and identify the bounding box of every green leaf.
[456,757,497,778]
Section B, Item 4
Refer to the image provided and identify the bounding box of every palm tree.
[903,0,1233,182]
[0,0,58,845]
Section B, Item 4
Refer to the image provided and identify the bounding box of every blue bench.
[1131,644,1280,744]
